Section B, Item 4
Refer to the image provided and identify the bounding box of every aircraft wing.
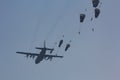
[44,54,63,58]
[16,52,39,58]
[35,47,44,50]
[46,48,54,51]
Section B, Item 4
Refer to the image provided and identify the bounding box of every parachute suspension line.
[59,18,76,52]
[98,2,102,8]
[78,13,86,35]
[44,16,60,42]
[90,13,97,32]
[53,42,57,49]
[29,20,41,51]
[56,11,80,53]
[78,23,83,35]
[91,7,95,21]
[90,1,101,31]
[54,7,76,51]
[44,11,67,42]
[55,35,65,54]
[93,17,98,31]
[78,8,87,35]
[54,2,86,53]
[29,14,50,51]
[66,10,87,43]
[44,0,70,42]
[89,7,95,31]
[75,12,88,40]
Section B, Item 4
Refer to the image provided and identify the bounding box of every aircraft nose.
[35,58,41,64]
[35,62,39,64]
[35,60,40,64]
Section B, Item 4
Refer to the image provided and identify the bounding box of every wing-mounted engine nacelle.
[31,55,35,59]
[44,57,49,60]
[50,49,54,54]
[44,57,53,61]
[25,55,35,59]
[25,54,29,58]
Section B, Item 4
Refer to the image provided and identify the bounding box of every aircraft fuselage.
[35,48,46,64]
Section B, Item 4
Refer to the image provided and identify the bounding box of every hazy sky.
[0,0,120,80]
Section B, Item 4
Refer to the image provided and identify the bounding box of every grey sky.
[0,0,120,80]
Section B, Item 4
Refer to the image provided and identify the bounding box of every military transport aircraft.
[16,41,63,64]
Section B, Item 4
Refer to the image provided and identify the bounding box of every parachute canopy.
[65,44,70,51]
[58,39,63,47]
[95,8,100,18]
[80,14,86,23]
[92,0,100,7]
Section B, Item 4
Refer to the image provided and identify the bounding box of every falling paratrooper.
[79,14,86,34]
[92,0,100,8]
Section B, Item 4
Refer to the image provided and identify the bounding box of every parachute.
[65,44,70,51]
[28,0,102,61]
[80,14,86,23]
[58,39,63,47]
[78,14,86,34]
[95,8,100,18]
[92,0,100,8]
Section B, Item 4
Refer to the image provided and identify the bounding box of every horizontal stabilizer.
[35,47,43,50]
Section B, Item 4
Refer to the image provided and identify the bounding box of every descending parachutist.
[98,2,102,8]
[50,42,57,54]
[79,14,85,35]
